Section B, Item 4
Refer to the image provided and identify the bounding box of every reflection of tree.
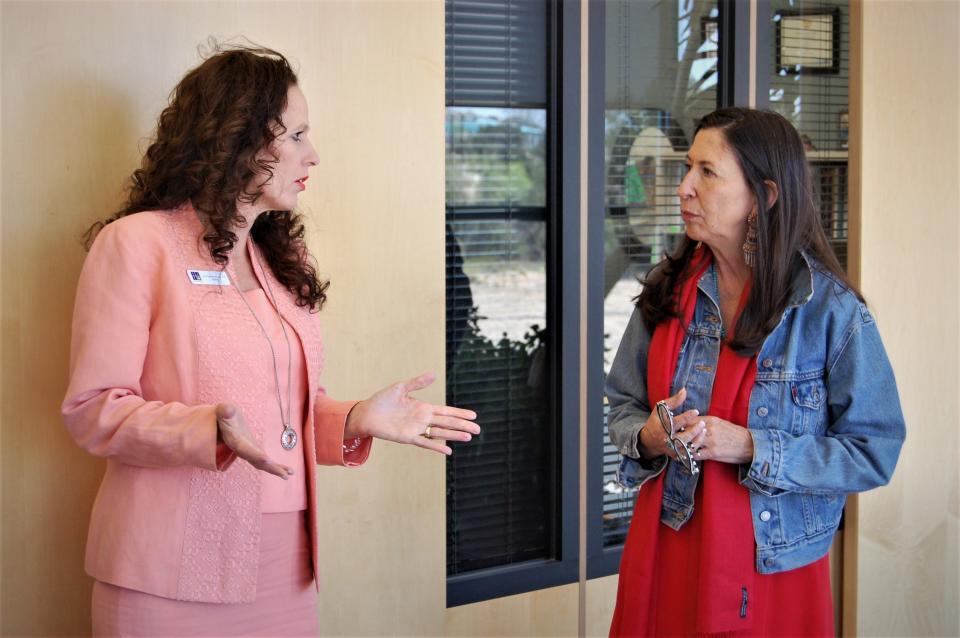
[446,223,474,371]
[447,218,546,269]
[446,110,546,207]
[446,307,550,574]
[670,1,718,135]
[606,0,717,145]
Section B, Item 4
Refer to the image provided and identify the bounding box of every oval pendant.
[281,424,298,450]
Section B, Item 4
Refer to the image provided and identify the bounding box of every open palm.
[346,372,479,455]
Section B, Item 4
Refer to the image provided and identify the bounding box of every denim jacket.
[606,253,905,574]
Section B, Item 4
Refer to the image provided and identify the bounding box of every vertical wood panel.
[444,583,579,637]
[855,2,959,636]
[585,575,618,637]
[843,4,863,634]
[303,2,447,635]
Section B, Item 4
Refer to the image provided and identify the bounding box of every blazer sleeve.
[61,219,232,471]
[314,392,372,466]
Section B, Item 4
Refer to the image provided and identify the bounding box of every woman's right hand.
[637,388,706,460]
[215,403,294,480]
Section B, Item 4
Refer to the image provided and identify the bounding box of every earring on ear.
[742,209,758,268]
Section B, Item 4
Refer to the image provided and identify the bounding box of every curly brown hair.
[85,43,329,310]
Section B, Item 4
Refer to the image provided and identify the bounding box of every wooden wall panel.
[854,1,959,635]
[445,583,579,637]
[585,576,618,637]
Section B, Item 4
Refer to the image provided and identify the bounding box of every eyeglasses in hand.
[656,400,700,475]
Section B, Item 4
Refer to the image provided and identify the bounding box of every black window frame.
[445,0,582,607]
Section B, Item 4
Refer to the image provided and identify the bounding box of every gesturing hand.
[345,372,480,456]
[215,403,295,479]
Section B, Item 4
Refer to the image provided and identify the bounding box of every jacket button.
[764,558,775,567]
[762,358,773,368]
[759,510,771,522]
[757,407,768,417]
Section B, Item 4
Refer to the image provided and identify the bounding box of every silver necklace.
[234,251,297,450]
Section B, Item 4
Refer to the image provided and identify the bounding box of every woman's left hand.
[344,372,480,455]
[685,416,755,465]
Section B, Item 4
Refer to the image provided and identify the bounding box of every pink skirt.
[92,511,319,637]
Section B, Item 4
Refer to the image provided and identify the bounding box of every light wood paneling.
[1,2,444,636]
[854,1,960,636]
[585,576,618,637]
[445,583,579,637]
[0,3,5,632]
[844,7,863,634]
[305,2,446,636]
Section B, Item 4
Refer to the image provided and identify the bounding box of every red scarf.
[611,248,758,636]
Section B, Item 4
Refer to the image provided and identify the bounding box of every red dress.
[610,251,834,637]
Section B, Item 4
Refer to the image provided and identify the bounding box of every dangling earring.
[742,209,758,268]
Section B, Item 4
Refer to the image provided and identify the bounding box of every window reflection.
[446,106,551,574]
[601,0,719,549]
[769,1,850,268]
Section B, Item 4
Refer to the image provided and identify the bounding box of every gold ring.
[424,425,433,439]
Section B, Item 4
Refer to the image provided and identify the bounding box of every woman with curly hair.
[62,44,479,636]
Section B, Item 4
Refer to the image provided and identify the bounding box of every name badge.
[186,269,230,286]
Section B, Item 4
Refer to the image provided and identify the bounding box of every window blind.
[769,0,850,268]
[446,0,553,577]
[446,0,547,107]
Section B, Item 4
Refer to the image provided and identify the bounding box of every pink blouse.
[242,289,309,513]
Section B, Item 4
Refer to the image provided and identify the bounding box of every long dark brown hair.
[84,43,328,310]
[636,107,860,354]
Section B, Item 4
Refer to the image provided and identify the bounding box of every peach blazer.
[62,206,371,603]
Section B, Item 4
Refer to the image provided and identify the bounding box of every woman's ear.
[763,179,779,210]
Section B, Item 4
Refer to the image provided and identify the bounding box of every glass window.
[446,108,550,575]
[769,0,850,267]
[445,0,557,592]
[599,0,721,552]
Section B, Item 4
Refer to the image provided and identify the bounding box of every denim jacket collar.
[695,250,816,312]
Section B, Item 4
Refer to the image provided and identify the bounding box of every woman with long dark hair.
[606,108,904,636]
[63,44,478,636]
